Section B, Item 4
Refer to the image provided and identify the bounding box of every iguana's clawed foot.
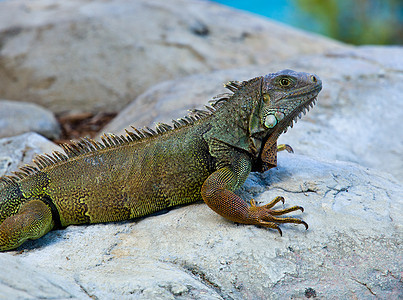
[248,197,308,236]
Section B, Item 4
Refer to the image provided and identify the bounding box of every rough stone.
[0,132,61,177]
[103,46,403,182]
[0,254,87,299]
[0,2,401,299]
[1,153,401,299]
[0,99,61,139]
[0,74,401,298]
[0,0,344,113]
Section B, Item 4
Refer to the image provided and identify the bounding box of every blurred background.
[212,0,403,45]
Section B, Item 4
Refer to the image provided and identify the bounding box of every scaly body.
[0,70,322,251]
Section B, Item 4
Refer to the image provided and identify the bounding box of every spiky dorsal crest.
[207,80,246,109]
[224,80,242,92]
[210,77,262,109]
[0,80,250,185]
[0,100,216,184]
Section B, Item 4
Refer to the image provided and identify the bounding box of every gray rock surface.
[0,254,87,299]
[1,153,401,299]
[103,46,403,182]
[0,99,61,139]
[0,132,62,177]
[0,1,401,299]
[0,0,344,113]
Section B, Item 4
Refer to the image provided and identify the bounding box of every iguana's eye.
[279,78,290,87]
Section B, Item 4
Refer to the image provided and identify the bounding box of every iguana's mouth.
[281,95,318,134]
[263,84,321,134]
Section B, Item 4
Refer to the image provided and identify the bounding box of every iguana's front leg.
[201,153,307,235]
[0,199,54,251]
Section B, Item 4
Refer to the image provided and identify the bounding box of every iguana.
[0,70,322,251]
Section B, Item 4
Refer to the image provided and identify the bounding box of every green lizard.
[0,70,322,251]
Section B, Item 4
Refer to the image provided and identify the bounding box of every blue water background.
[212,0,403,44]
[212,0,297,24]
[212,0,323,34]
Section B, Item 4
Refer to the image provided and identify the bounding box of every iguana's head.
[205,69,322,164]
[246,69,322,171]
[258,69,322,136]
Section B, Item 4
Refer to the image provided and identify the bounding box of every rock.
[0,132,61,177]
[0,80,401,298]
[76,258,222,299]
[0,254,87,299]
[1,153,401,299]
[103,46,403,182]
[0,99,61,139]
[0,2,401,298]
[0,0,344,113]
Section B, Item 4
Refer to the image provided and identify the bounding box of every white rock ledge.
[1,152,401,299]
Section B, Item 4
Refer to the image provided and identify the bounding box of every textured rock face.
[0,0,343,113]
[104,46,403,182]
[0,100,61,139]
[1,49,402,296]
[0,1,402,299]
[0,132,61,177]
[1,152,401,299]
[0,254,86,299]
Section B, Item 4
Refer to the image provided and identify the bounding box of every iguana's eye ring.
[310,75,317,83]
[279,78,290,87]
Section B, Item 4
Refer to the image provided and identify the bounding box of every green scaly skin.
[0,70,322,251]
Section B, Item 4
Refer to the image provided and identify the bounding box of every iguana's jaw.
[264,87,321,134]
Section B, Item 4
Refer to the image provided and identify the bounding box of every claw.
[263,196,284,209]
[248,196,308,235]
[255,220,283,236]
[275,225,282,236]
[250,198,257,207]
[277,144,294,153]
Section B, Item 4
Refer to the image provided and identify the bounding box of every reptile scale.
[0,69,322,251]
